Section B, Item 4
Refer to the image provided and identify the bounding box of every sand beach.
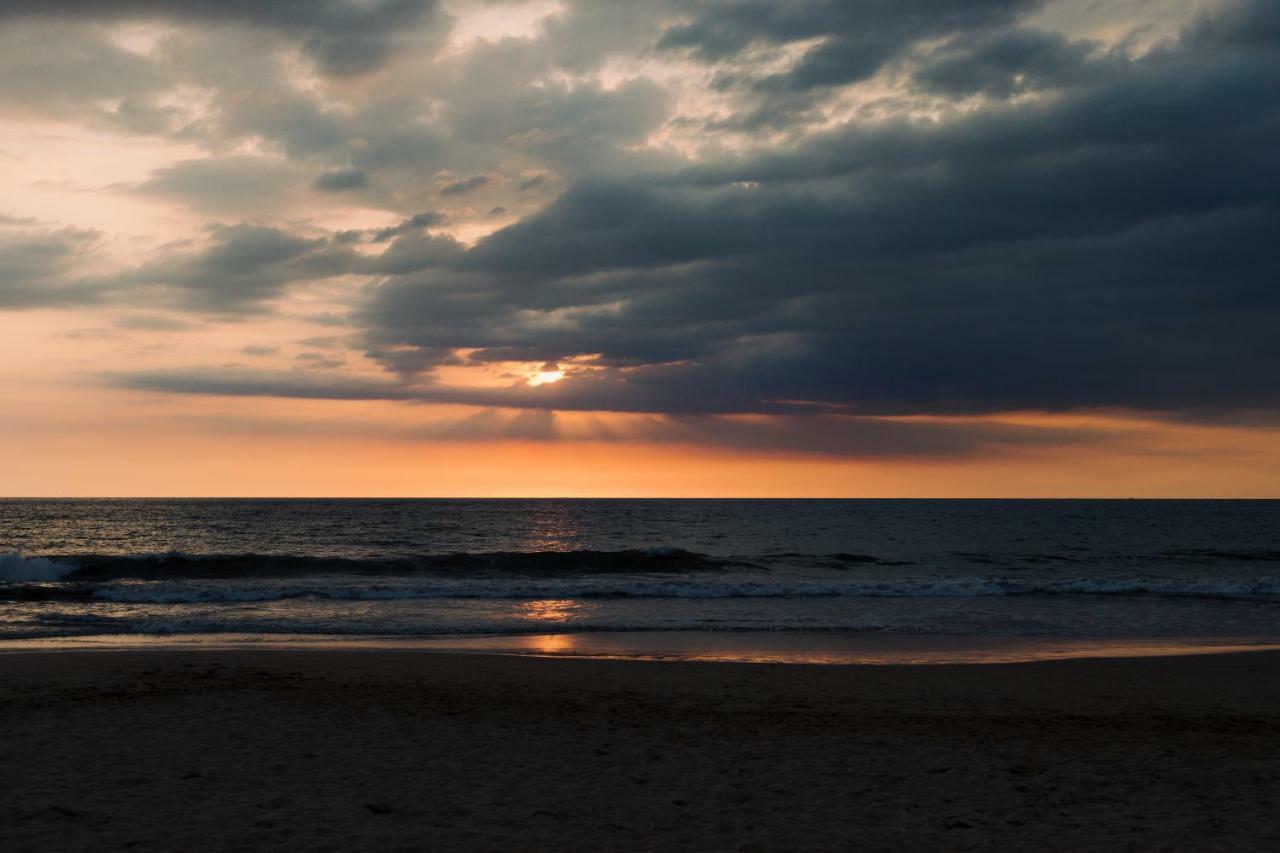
[3,646,1280,851]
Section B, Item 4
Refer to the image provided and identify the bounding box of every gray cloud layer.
[4,0,1279,442]
[354,1,1280,417]
[0,0,443,75]
[659,0,1038,87]
[0,222,105,308]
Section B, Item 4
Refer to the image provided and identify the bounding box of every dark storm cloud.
[348,1,1280,418]
[912,28,1113,97]
[1188,0,1280,45]
[652,0,1046,132]
[0,0,443,75]
[657,0,1040,90]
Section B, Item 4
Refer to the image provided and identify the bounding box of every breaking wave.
[4,548,1280,606]
[0,552,77,582]
[47,548,741,581]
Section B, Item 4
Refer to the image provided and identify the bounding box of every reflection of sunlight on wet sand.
[515,634,578,654]
[402,633,1280,665]
[5,633,1280,664]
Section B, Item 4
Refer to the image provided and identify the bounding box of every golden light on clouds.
[0,0,1275,496]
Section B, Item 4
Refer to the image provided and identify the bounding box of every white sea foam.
[0,552,77,582]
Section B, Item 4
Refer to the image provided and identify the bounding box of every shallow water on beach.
[7,631,1279,666]
[1,499,1278,642]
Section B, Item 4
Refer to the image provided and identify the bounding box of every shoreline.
[4,630,1280,665]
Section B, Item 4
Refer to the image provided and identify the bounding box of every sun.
[531,369,564,386]
[528,361,564,386]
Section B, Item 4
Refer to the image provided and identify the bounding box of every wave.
[5,574,1280,604]
[0,552,77,582]
[3,617,904,641]
[1158,549,1280,563]
[8,547,1279,586]
[5,548,1280,605]
[35,548,742,581]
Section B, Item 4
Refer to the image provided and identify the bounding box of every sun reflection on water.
[516,599,581,623]
[510,502,584,552]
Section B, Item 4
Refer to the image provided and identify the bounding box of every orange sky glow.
[1,0,1276,497]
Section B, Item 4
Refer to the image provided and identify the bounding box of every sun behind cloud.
[531,370,565,387]
[526,360,565,386]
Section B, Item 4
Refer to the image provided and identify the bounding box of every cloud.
[370,212,447,243]
[0,22,164,117]
[298,336,346,350]
[656,0,1039,90]
[0,0,446,76]
[106,366,1095,458]
[0,224,107,308]
[131,157,303,215]
[115,314,198,331]
[110,366,425,401]
[438,175,490,196]
[7,0,1280,450]
[1,3,676,223]
[1,217,367,316]
[296,352,346,369]
[911,28,1114,97]
[312,168,370,193]
[120,224,355,314]
[349,2,1280,418]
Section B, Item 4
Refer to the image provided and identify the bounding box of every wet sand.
[3,648,1280,851]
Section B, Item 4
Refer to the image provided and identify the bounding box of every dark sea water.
[1,499,1278,642]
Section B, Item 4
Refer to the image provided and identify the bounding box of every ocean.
[1,498,1278,650]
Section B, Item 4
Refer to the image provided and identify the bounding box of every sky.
[1,0,1278,497]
